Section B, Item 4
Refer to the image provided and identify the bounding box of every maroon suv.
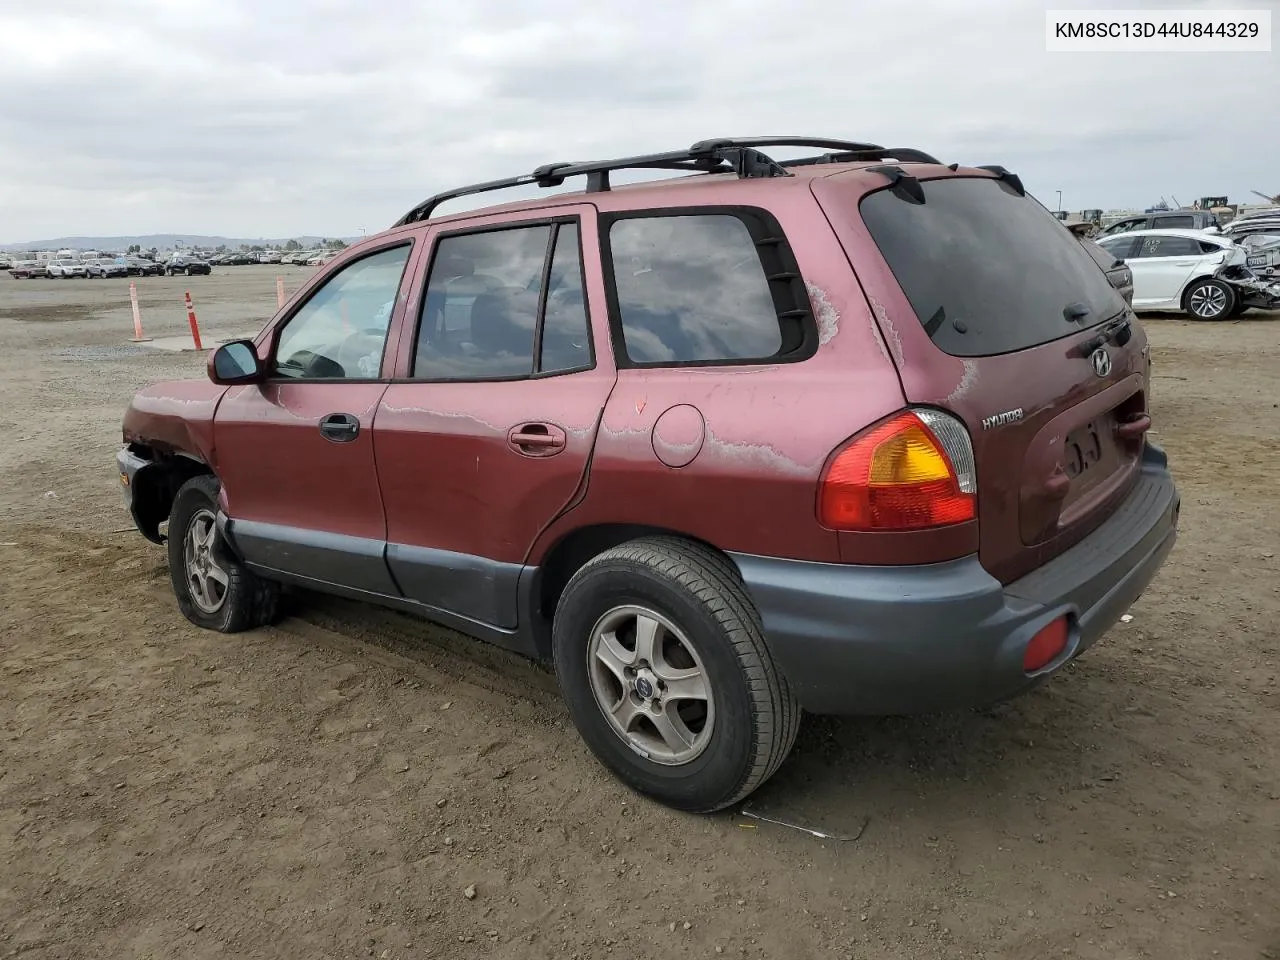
[116,137,1179,812]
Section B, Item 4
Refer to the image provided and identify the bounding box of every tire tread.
[168,475,279,633]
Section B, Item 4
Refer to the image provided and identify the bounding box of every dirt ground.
[0,266,1277,960]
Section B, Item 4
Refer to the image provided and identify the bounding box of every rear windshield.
[860,177,1127,357]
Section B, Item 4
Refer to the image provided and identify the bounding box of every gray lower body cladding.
[731,443,1180,715]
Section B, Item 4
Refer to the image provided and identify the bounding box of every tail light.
[819,408,976,532]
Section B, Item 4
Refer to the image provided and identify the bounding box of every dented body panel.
[122,379,226,464]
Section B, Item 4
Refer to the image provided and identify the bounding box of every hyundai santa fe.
[115,137,1180,812]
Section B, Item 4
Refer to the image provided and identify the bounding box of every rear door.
[1126,234,1205,305]
[374,206,616,632]
[814,171,1150,584]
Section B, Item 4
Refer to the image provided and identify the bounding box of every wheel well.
[1181,274,1232,307]
[532,524,734,657]
[129,446,213,543]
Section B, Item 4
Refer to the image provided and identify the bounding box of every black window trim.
[598,204,818,370]
[263,238,416,385]
[401,215,597,384]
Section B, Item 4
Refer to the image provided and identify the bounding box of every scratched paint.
[945,359,980,404]
[700,427,815,477]
[806,282,840,346]
[867,295,904,368]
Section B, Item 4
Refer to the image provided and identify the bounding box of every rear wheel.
[1182,277,1235,320]
[552,536,800,812]
[167,475,280,633]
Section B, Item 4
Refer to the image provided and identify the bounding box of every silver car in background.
[46,258,88,279]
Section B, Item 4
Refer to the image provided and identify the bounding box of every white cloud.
[0,0,1275,240]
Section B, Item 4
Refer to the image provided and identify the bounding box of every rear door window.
[859,177,1127,357]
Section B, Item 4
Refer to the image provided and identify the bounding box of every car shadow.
[738,671,1118,835]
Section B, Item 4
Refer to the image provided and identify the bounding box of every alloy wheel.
[586,605,715,765]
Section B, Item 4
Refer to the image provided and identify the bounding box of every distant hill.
[1,234,359,252]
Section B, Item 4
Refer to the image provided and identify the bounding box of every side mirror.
[208,339,264,385]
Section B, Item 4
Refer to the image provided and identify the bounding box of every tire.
[1182,277,1235,320]
[552,536,800,812]
[1228,302,1250,319]
[167,475,280,633]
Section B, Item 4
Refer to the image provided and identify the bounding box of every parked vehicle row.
[117,136,1181,812]
[5,255,174,279]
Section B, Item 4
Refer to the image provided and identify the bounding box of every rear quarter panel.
[529,182,906,565]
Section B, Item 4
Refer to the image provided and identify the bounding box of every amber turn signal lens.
[818,411,976,531]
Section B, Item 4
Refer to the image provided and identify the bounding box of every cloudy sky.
[1,0,1275,242]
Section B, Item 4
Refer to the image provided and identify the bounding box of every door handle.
[507,422,567,457]
[319,413,360,442]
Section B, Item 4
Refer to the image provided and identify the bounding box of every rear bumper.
[731,443,1180,715]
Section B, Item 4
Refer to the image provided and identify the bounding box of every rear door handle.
[319,413,360,442]
[507,422,567,457]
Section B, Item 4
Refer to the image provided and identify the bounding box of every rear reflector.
[818,409,976,532]
[1023,617,1069,672]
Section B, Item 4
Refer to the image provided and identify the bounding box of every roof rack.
[393,137,941,225]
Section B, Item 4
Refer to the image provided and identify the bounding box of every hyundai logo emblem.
[635,676,654,699]
[1090,346,1112,378]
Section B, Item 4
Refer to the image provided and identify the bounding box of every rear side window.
[605,212,812,366]
[1156,215,1196,228]
[859,177,1127,357]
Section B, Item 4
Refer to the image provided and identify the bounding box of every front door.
[375,209,615,633]
[214,240,418,594]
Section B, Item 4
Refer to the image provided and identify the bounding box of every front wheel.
[552,537,800,812]
[1183,277,1235,320]
[167,475,280,632]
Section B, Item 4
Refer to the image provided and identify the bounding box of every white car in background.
[46,258,88,279]
[1095,229,1258,320]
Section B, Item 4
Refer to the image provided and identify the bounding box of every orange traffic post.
[128,281,151,342]
[184,290,204,351]
[276,275,285,309]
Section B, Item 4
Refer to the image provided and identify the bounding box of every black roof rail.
[392,137,941,226]
[779,147,942,168]
[688,136,885,154]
